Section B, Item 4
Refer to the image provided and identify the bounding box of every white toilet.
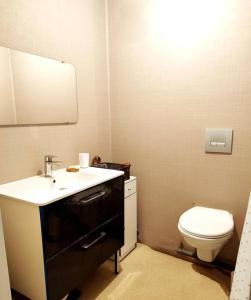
[178,206,234,262]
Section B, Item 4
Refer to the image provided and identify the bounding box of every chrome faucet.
[44,155,62,177]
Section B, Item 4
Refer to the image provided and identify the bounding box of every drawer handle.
[79,191,106,205]
[81,232,106,249]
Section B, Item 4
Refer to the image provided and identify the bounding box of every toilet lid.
[179,206,234,238]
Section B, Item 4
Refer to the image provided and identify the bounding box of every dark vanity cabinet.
[39,176,124,300]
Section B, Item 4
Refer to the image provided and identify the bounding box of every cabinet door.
[120,193,137,259]
[46,214,124,300]
[40,176,124,260]
[0,211,11,300]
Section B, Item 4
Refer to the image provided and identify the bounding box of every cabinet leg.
[114,251,119,274]
[66,288,82,300]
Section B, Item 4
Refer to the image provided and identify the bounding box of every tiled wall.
[0,0,111,184]
[108,0,251,263]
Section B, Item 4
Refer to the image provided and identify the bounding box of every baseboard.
[151,245,234,274]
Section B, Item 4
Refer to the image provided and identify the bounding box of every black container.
[92,162,130,180]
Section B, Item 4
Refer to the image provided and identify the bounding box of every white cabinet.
[0,209,11,300]
[119,176,137,261]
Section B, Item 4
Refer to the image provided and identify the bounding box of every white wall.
[0,0,111,183]
[108,0,251,263]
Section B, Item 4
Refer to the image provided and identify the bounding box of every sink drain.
[59,187,68,191]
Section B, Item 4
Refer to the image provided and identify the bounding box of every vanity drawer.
[125,179,136,198]
[40,176,124,260]
[46,214,124,300]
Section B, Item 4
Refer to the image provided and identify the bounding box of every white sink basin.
[0,167,124,206]
[53,170,102,186]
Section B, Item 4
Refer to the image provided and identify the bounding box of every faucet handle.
[44,155,57,162]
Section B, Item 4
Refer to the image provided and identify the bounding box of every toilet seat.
[178,206,234,239]
[178,224,232,239]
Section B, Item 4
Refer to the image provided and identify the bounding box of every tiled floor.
[79,244,230,300]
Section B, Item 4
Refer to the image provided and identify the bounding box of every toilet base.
[197,248,220,263]
[178,224,232,263]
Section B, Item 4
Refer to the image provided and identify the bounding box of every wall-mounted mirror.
[0,46,78,125]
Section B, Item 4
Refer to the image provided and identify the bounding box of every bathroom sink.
[0,167,124,205]
[6,169,103,193]
[53,169,102,185]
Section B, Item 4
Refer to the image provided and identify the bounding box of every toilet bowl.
[178,206,234,262]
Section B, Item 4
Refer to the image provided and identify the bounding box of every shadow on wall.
[192,264,230,297]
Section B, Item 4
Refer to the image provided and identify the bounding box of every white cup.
[79,153,89,168]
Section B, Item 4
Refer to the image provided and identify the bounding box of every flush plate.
[205,128,233,154]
